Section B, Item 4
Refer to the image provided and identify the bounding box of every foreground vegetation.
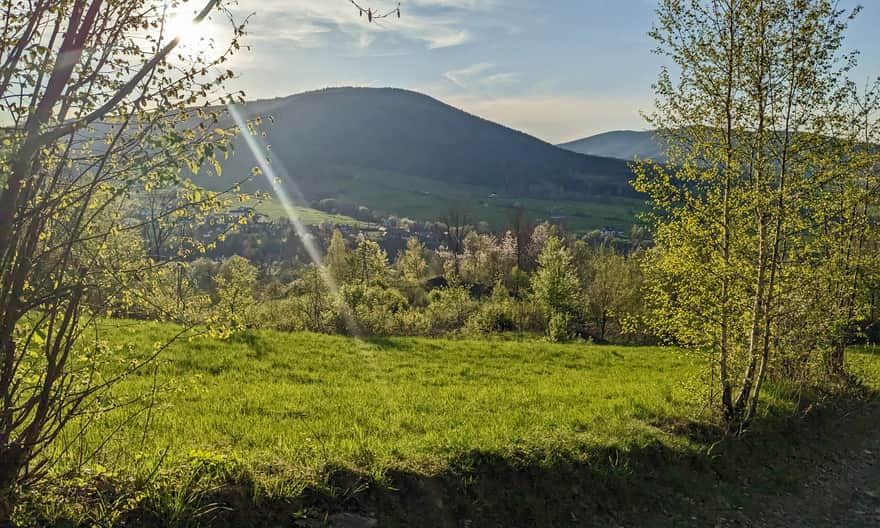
[65,325,701,481]
[12,325,879,526]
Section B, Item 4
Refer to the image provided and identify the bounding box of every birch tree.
[635,0,879,431]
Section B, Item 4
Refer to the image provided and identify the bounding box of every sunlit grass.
[848,345,880,391]
[292,167,644,232]
[52,322,879,497]
[253,201,369,227]
[32,322,880,525]
[65,322,703,485]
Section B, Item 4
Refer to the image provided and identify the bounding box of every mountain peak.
[196,87,640,230]
[559,130,666,162]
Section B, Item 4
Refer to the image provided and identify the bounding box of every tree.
[635,0,879,430]
[141,186,186,261]
[440,208,471,277]
[460,231,508,286]
[215,255,258,329]
[583,245,639,343]
[296,264,331,332]
[531,236,580,341]
[527,222,554,271]
[350,235,389,285]
[0,0,246,514]
[190,258,220,295]
[398,236,428,284]
[325,229,351,283]
[508,206,534,271]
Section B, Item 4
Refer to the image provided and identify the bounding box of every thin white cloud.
[444,62,493,88]
[483,72,517,86]
[426,30,472,49]
[248,21,332,48]
[408,0,501,9]
[231,0,483,51]
[443,62,517,91]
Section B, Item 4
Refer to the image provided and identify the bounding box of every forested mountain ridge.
[189,88,640,224]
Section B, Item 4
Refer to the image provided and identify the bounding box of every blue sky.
[208,0,880,143]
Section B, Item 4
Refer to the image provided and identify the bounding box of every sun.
[164,9,217,55]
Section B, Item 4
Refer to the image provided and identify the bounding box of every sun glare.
[165,10,215,54]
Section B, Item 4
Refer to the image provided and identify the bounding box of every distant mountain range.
[191,87,648,230]
[558,130,667,163]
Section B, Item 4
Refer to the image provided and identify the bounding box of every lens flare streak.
[227,103,363,338]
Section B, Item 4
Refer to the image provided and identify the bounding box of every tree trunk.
[733,219,768,428]
[718,5,737,423]
[0,446,25,523]
[827,340,847,377]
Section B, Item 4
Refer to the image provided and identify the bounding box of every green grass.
[66,325,880,479]
[293,167,644,232]
[71,323,700,481]
[31,324,880,526]
[253,200,368,227]
[848,344,880,390]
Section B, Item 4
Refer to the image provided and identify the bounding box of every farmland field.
[269,167,645,232]
[252,201,368,227]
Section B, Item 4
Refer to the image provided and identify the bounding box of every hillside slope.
[191,88,642,230]
[559,130,667,162]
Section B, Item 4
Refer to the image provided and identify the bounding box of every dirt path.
[716,406,880,528]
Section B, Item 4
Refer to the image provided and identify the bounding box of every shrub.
[340,283,408,336]
[424,283,478,336]
[465,282,517,335]
[547,311,573,343]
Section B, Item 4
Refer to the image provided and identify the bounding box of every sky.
[194,0,880,144]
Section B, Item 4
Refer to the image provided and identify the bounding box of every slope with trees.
[184,87,642,231]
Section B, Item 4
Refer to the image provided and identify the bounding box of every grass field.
[252,201,368,227]
[269,167,645,232]
[71,323,702,478]
[205,163,644,232]
[31,324,880,526]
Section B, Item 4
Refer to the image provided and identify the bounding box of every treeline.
[636,0,880,429]
[125,222,656,344]
[127,213,880,350]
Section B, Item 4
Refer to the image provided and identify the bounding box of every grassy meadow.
[252,202,368,227]
[290,167,644,232]
[70,323,703,481]
[27,321,878,527]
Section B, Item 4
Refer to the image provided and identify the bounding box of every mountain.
[193,88,643,231]
[558,130,667,163]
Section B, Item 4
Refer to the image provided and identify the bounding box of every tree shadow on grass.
[41,387,880,528]
[228,330,271,359]
[362,336,405,350]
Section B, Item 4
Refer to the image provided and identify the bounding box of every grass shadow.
[362,336,404,350]
[228,330,271,359]
[118,387,879,528]
[25,385,880,527]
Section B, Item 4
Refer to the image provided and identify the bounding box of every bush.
[424,283,478,336]
[394,308,432,336]
[339,283,408,336]
[465,282,517,335]
[547,311,573,343]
